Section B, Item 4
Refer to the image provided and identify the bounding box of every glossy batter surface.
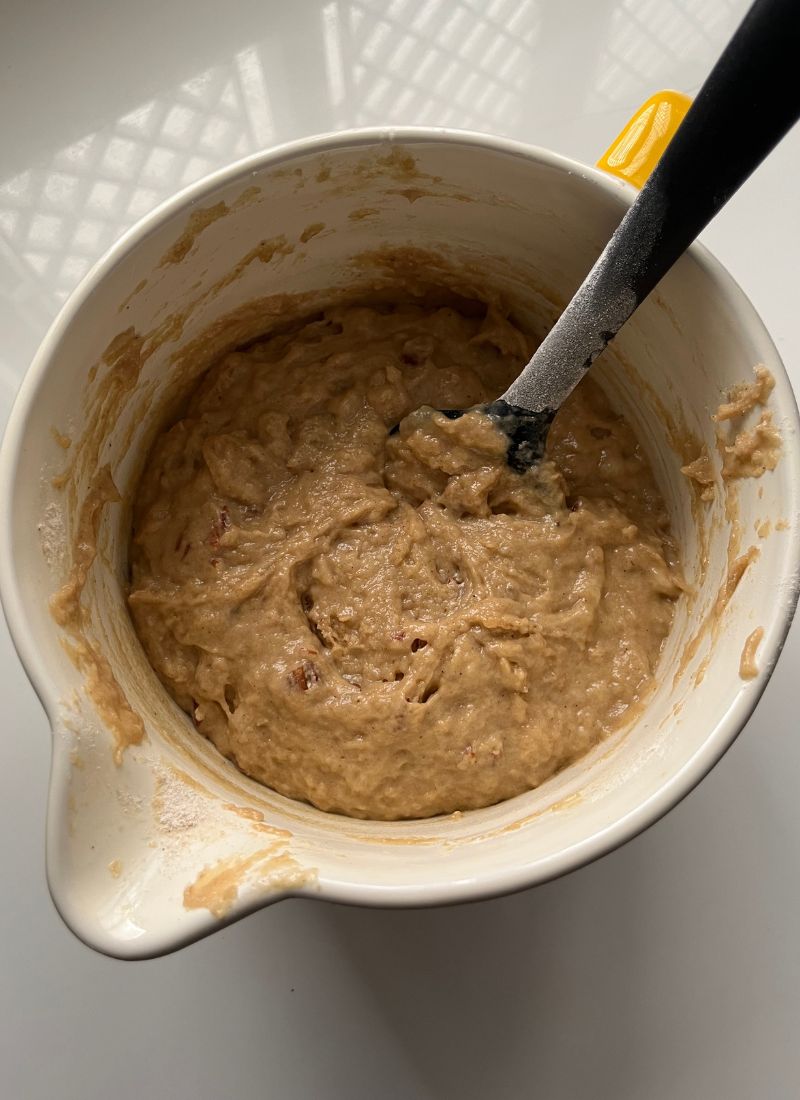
[129,302,682,819]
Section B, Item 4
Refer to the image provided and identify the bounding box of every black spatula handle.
[502,0,800,415]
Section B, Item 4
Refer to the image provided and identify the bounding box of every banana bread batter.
[129,301,682,819]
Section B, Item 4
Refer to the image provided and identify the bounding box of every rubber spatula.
[444,0,800,470]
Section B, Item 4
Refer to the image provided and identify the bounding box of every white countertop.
[2,1,799,1096]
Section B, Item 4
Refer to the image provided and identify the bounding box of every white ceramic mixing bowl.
[1,126,798,959]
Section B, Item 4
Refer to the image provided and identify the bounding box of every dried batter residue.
[108,859,122,878]
[118,277,149,313]
[388,187,429,203]
[159,202,229,267]
[714,365,781,480]
[739,627,764,680]
[50,427,72,450]
[299,222,325,243]
[713,365,774,422]
[52,327,146,496]
[213,236,294,292]
[721,412,781,480]
[377,148,418,179]
[681,446,715,501]
[158,188,261,268]
[714,547,760,618]
[756,518,771,538]
[223,803,270,825]
[50,466,145,763]
[183,846,316,918]
[676,364,781,687]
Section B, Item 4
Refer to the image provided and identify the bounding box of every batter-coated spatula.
[443,0,800,470]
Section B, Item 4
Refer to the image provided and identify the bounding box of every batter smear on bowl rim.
[129,298,684,820]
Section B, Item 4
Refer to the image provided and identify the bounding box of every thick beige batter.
[129,301,682,819]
